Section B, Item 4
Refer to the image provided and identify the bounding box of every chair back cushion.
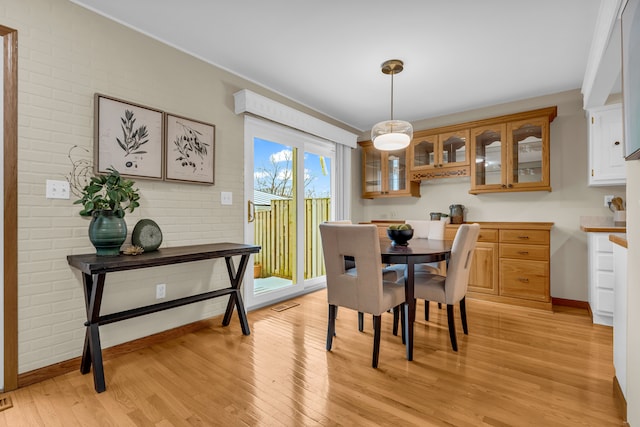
[427,220,445,240]
[445,223,480,304]
[320,223,387,314]
[405,220,430,238]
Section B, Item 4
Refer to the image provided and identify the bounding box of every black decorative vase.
[88,210,127,256]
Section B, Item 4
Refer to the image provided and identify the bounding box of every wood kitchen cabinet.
[445,226,499,295]
[469,124,506,191]
[470,107,556,194]
[499,228,550,306]
[361,107,557,195]
[359,141,420,199]
[446,222,552,310]
[409,129,470,180]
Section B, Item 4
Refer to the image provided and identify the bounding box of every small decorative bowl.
[122,245,145,255]
[387,229,414,246]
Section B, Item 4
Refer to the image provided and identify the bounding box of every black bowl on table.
[387,228,414,246]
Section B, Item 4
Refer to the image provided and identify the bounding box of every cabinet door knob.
[518,277,530,283]
[517,235,530,239]
[517,251,529,255]
[614,141,620,146]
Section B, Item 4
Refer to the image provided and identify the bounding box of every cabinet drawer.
[499,259,549,302]
[594,234,613,252]
[499,243,549,261]
[500,229,549,245]
[478,229,498,243]
[444,227,498,242]
[444,227,457,241]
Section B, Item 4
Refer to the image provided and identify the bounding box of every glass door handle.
[248,200,255,223]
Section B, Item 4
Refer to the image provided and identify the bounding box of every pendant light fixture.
[371,59,413,151]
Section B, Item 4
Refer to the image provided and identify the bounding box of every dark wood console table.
[67,242,261,393]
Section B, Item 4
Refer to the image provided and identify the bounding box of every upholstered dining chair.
[325,220,403,332]
[411,223,480,351]
[319,223,407,368]
[405,219,447,275]
[388,219,448,323]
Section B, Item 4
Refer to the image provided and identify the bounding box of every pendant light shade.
[371,59,413,151]
[372,120,413,150]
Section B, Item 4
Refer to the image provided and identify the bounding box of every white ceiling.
[70,0,602,132]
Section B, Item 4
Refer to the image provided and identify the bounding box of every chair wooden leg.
[392,306,399,336]
[460,297,468,335]
[327,304,337,351]
[372,315,381,368]
[425,300,430,321]
[358,312,364,332]
[446,304,458,351]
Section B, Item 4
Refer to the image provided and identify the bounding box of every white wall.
[625,161,639,424]
[353,89,625,301]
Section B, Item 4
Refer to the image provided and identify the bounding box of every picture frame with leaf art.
[95,94,164,179]
[164,113,215,184]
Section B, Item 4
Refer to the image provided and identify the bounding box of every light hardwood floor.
[0,290,624,426]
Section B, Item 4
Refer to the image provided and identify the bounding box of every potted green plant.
[74,167,140,255]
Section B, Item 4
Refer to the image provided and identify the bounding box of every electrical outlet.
[46,180,70,199]
[221,191,233,205]
[604,195,614,207]
[156,283,166,299]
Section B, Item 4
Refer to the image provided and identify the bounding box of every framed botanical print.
[164,113,215,184]
[94,94,164,179]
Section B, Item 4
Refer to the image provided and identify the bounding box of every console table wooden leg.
[88,323,106,392]
[80,273,94,375]
[80,273,108,392]
[223,255,251,335]
[80,326,92,374]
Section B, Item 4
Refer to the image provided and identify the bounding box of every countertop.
[609,234,628,248]
[580,216,626,233]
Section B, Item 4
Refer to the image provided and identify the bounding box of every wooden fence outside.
[254,198,330,280]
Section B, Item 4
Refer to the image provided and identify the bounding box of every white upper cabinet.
[588,104,626,186]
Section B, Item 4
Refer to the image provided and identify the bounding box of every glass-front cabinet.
[359,106,556,196]
[410,129,470,180]
[470,108,555,194]
[360,141,419,198]
[471,124,507,191]
[509,117,549,187]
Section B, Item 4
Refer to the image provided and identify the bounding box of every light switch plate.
[221,191,233,205]
[46,180,70,199]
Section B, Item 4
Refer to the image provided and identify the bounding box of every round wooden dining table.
[379,237,453,361]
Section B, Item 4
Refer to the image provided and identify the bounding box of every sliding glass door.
[244,117,334,309]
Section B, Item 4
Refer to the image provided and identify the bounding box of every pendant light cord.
[390,71,394,121]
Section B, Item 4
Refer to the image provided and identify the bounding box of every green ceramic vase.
[88,210,127,256]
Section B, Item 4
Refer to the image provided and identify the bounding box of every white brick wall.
[1,0,258,373]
